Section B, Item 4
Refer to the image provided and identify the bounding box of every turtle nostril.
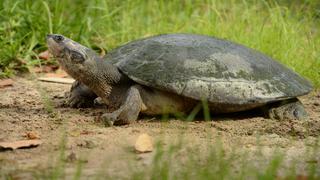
[53,35,64,42]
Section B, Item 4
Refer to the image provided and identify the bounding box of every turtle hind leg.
[67,81,98,108]
[266,98,308,121]
[102,85,143,126]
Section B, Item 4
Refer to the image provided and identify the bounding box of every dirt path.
[0,77,319,178]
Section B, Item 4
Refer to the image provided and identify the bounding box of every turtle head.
[47,34,121,98]
[46,34,100,79]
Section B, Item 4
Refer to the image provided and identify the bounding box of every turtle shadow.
[140,107,265,122]
[210,108,265,121]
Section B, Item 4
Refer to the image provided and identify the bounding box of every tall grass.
[0,0,319,87]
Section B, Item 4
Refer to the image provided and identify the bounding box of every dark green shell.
[105,34,312,105]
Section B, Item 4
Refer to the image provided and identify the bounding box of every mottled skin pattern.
[47,34,312,125]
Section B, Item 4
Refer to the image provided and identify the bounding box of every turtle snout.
[46,34,64,57]
[46,34,53,39]
[47,34,65,43]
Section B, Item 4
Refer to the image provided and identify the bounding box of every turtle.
[46,33,313,125]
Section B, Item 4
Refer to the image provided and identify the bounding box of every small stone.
[66,152,77,163]
[25,131,40,139]
[267,133,280,139]
[134,133,153,153]
[77,140,96,149]
[53,94,65,99]
[293,124,306,133]
[132,129,140,133]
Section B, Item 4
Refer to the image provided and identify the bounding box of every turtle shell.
[105,34,312,105]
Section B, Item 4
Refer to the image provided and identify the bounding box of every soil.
[0,77,319,179]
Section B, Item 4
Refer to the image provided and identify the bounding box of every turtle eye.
[70,51,85,63]
[53,35,64,42]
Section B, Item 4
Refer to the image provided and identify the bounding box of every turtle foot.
[67,92,95,108]
[268,98,308,121]
[66,81,97,108]
[102,86,143,126]
[102,111,127,127]
[102,106,139,126]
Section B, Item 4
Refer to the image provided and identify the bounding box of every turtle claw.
[65,81,97,108]
[68,96,93,108]
[101,86,143,126]
[94,97,105,106]
[101,113,117,127]
[101,110,129,126]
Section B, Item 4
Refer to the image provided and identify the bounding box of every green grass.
[3,134,317,179]
[0,0,319,87]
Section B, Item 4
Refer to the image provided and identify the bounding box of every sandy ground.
[0,77,319,179]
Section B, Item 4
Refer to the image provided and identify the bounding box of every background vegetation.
[0,1,319,178]
[0,0,319,87]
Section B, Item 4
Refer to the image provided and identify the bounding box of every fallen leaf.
[25,131,40,140]
[0,140,42,150]
[38,50,51,60]
[44,73,68,78]
[37,77,75,84]
[80,130,94,135]
[0,79,14,88]
[134,133,153,153]
[30,67,43,73]
[296,175,308,180]
[31,66,56,73]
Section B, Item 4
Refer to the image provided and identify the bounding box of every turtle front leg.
[267,98,308,121]
[102,85,144,126]
[66,81,98,108]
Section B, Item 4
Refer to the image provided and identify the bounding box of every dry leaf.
[55,68,66,74]
[296,175,308,180]
[0,140,42,150]
[44,72,68,78]
[0,79,14,88]
[134,133,153,153]
[30,67,44,73]
[25,132,40,140]
[31,66,56,73]
[38,50,51,60]
[38,77,75,84]
[80,130,94,135]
